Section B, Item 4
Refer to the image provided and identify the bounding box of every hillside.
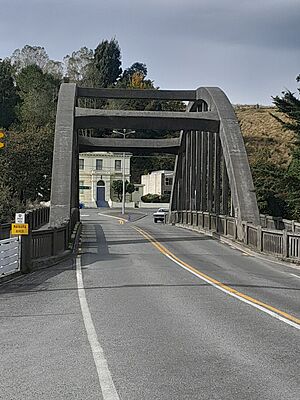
[235,106,295,168]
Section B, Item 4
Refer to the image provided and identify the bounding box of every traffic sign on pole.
[15,213,26,224]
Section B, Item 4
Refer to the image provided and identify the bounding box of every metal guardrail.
[171,210,300,263]
[0,237,20,275]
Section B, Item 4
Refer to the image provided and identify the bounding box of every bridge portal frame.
[49,83,259,229]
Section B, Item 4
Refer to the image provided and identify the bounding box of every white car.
[153,208,169,223]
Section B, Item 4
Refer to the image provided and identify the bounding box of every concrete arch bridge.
[50,84,260,240]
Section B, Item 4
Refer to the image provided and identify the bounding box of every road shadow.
[81,223,123,267]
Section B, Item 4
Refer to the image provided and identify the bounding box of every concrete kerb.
[175,223,300,271]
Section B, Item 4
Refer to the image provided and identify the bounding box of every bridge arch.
[49,83,259,230]
[170,87,259,225]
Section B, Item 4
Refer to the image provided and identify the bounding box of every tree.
[112,180,135,201]
[15,64,60,129]
[271,75,300,219]
[87,39,122,87]
[10,45,63,78]
[0,59,17,128]
[272,75,300,137]
[63,47,94,83]
[11,45,49,72]
[0,127,54,205]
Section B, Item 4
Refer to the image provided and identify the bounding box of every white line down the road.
[76,256,120,400]
[290,273,300,280]
[166,254,300,331]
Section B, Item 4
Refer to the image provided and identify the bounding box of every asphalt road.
[0,208,299,399]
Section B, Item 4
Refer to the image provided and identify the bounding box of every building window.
[165,177,173,186]
[163,190,171,195]
[115,160,121,171]
[79,180,84,194]
[79,159,84,170]
[96,159,103,170]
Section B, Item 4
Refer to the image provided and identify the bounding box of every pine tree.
[0,59,17,128]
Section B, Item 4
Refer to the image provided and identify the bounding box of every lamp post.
[112,129,135,215]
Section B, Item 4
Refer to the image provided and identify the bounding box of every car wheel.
[154,219,157,223]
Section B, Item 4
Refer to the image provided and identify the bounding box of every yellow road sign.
[0,130,5,149]
[11,223,29,235]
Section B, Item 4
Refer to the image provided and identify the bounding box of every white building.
[79,152,131,207]
[141,170,174,197]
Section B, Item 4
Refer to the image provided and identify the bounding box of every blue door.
[96,180,107,207]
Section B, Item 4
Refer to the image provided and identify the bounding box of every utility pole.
[112,129,135,215]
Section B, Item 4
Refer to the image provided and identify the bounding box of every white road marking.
[80,214,90,217]
[165,254,300,331]
[290,273,300,280]
[76,256,120,400]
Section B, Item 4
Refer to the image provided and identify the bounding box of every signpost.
[12,213,28,235]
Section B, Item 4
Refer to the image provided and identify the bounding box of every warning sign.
[11,223,29,235]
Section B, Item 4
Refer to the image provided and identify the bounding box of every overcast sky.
[1,0,299,104]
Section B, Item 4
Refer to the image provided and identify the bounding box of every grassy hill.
[235,106,295,168]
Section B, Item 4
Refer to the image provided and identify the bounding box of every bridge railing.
[170,210,300,263]
[21,208,80,272]
[0,207,50,240]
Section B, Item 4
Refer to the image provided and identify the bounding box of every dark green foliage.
[89,39,122,88]
[272,78,300,138]
[267,75,300,220]
[0,59,17,128]
[111,180,135,201]
[15,64,60,129]
[0,127,54,205]
[141,193,170,203]
[131,155,175,184]
[251,161,288,217]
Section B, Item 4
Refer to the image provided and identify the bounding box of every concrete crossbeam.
[77,87,196,100]
[75,108,220,132]
[79,136,180,154]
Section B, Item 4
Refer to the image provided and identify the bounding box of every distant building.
[141,170,174,196]
[79,152,131,207]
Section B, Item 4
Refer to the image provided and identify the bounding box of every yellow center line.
[132,225,300,328]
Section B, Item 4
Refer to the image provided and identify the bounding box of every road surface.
[0,209,299,399]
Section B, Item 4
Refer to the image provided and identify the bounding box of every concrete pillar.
[191,131,197,210]
[181,138,186,211]
[222,155,229,215]
[185,132,191,210]
[214,133,221,215]
[195,131,202,211]
[207,132,214,212]
[201,132,208,211]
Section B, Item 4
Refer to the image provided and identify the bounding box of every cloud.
[0,0,299,104]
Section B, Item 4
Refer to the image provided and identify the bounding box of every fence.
[0,207,50,240]
[21,208,80,272]
[0,237,20,276]
[0,207,80,274]
[170,210,300,263]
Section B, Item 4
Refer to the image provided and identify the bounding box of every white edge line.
[290,273,300,280]
[165,254,300,331]
[76,256,120,400]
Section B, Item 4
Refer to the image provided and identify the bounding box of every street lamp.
[112,129,135,215]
